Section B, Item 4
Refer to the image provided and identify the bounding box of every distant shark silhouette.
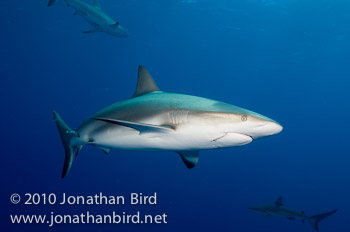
[48,0,128,37]
[54,66,282,178]
[249,196,337,231]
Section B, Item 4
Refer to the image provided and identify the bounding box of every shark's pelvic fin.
[275,196,283,206]
[177,151,200,169]
[92,118,173,135]
[53,111,81,178]
[309,209,338,232]
[132,66,159,98]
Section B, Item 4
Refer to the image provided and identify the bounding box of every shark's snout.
[120,29,128,37]
[266,121,283,135]
[249,121,283,139]
[116,26,128,37]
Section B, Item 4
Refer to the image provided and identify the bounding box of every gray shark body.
[54,66,282,178]
[48,0,128,37]
[250,197,337,231]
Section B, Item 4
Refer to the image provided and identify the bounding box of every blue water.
[2,0,350,231]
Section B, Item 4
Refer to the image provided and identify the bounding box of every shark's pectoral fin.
[92,118,174,136]
[177,151,199,169]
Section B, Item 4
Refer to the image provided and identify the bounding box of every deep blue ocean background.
[1,0,350,231]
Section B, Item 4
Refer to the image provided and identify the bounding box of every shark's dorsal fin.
[93,0,101,8]
[177,151,199,169]
[275,196,283,206]
[132,66,159,98]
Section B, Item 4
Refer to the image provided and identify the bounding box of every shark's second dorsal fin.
[132,66,159,98]
[93,0,101,8]
[275,196,283,206]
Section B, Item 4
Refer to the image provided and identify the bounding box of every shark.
[249,196,338,231]
[48,0,128,37]
[54,66,283,178]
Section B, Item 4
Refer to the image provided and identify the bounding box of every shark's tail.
[53,111,83,178]
[48,0,57,7]
[309,209,338,231]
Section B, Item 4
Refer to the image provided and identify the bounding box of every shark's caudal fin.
[53,111,82,178]
[309,209,338,231]
[48,0,57,7]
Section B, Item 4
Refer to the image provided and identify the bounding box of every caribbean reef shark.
[48,0,128,37]
[54,66,283,178]
[249,196,337,231]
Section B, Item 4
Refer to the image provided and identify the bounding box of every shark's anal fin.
[92,118,174,135]
[177,151,200,169]
[275,196,283,207]
[132,66,159,98]
[98,146,110,155]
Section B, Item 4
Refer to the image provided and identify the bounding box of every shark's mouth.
[212,132,253,147]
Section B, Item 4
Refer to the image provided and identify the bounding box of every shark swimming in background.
[48,0,128,37]
[54,66,283,178]
[249,196,337,231]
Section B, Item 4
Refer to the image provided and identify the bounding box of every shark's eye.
[241,115,247,122]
